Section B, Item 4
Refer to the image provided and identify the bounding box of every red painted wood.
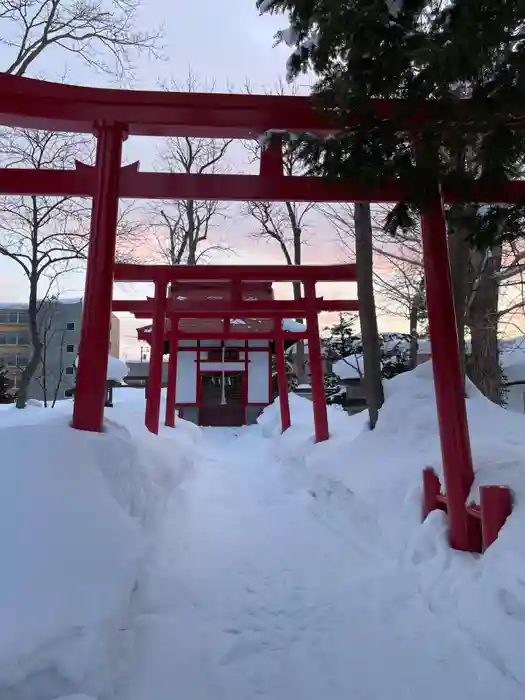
[1,165,525,204]
[304,280,329,443]
[422,468,443,519]
[260,138,283,178]
[243,342,249,419]
[275,329,291,433]
[0,73,491,138]
[113,298,359,315]
[72,124,125,432]
[480,486,512,551]
[145,281,167,434]
[138,330,308,342]
[114,263,357,283]
[165,327,178,428]
[196,342,202,410]
[420,191,476,552]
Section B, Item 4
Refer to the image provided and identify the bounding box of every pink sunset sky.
[0,0,405,360]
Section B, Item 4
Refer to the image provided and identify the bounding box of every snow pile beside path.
[261,362,525,687]
[0,395,201,699]
[258,391,368,460]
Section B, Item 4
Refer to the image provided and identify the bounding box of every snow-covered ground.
[2,369,525,699]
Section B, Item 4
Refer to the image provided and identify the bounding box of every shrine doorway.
[199,372,245,427]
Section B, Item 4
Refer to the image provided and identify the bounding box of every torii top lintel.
[0,73,497,139]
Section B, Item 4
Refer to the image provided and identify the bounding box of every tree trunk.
[354,203,383,428]
[16,277,42,408]
[447,205,475,374]
[409,277,425,369]
[186,200,197,265]
[467,247,502,403]
[289,207,308,385]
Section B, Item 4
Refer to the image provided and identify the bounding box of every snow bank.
[261,363,525,687]
[0,392,201,699]
[259,391,368,461]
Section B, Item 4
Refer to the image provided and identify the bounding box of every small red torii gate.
[0,73,515,553]
[111,264,359,441]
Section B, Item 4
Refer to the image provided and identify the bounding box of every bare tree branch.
[149,71,233,266]
[0,0,164,82]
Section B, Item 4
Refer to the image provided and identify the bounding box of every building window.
[66,344,75,353]
[17,331,30,345]
[0,331,28,345]
[0,310,27,325]
[65,366,75,375]
[66,322,75,331]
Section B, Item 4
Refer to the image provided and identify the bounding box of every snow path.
[115,427,523,700]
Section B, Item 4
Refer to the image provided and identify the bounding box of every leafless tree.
[0,0,163,81]
[243,80,316,300]
[0,129,146,407]
[0,130,92,407]
[149,72,233,266]
[0,0,161,407]
[34,296,68,408]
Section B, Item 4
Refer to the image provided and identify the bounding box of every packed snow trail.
[116,427,523,700]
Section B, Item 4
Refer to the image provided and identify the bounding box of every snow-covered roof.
[139,317,306,337]
[282,318,306,332]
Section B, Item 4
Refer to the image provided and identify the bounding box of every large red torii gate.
[0,73,515,553]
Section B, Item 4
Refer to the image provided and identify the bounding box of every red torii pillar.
[419,189,476,551]
[304,280,329,442]
[165,318,179,428]
[73,123,126,433]
[145,280,168,434]
[275,323,291,433]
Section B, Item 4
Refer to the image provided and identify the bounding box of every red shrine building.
[136,281,303,427]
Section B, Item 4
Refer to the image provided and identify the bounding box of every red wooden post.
[275,326,291,432]
[145,280,167,434]
[420,190,476,551]
[73,122,125,432]
[165,318,178,428]
[480,485,512,551]
[422,467,441,519]
[304,280,329,442]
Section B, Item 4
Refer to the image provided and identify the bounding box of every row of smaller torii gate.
[0,73,515,553]
[110,263,359,441]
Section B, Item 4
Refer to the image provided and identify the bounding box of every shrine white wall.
[175,351,197,403]
[248,351,269,403]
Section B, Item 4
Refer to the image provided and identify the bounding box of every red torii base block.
[422,467,512,553]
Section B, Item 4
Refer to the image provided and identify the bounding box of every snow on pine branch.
[258,0,276,13]
[386,0,404,18]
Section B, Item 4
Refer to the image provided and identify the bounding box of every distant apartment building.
[0,299,120,402]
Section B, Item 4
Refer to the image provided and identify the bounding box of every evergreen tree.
[323,313,360,360]
[258,0,525,246]
[0,364,14,404]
